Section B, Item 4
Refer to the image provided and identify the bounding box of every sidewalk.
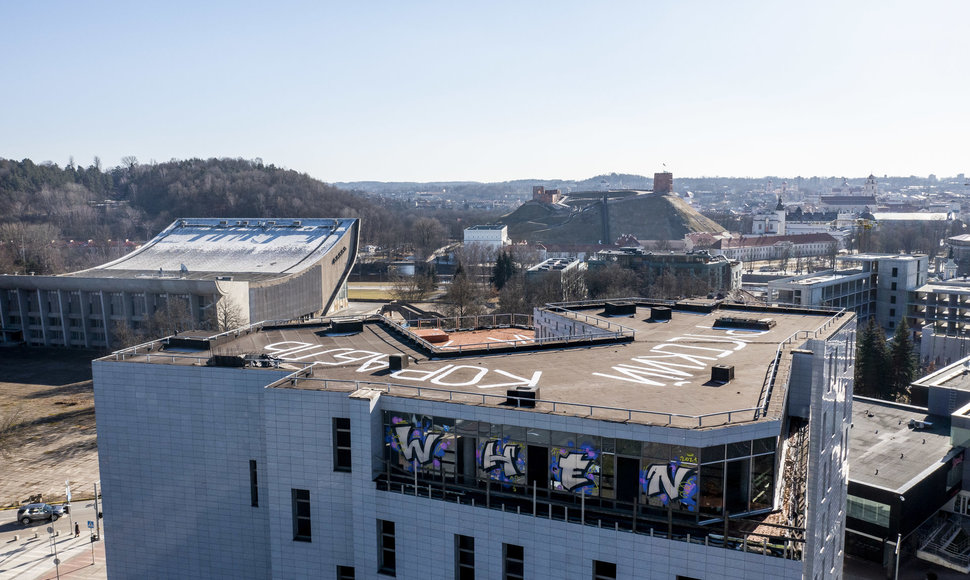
[34,537,106,580]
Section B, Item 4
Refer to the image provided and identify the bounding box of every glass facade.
[846,495,890,528]
[382,411,776,517]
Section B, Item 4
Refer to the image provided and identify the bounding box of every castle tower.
[653,172,673,195]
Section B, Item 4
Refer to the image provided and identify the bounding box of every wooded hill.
[0,157,491,275]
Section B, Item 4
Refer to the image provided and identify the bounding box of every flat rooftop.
[913,358,970,393]
[64,218,355,282]
[102,303,851,428]
[848,398,953,492]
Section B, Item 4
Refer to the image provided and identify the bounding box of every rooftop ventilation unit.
[389,353,409,371]
[714,316,776,331]
[207,354,247,368]
[292,220,302,227]
[604,301,636,316]
[506,386,539,408]
[650,306,672,321]
[711,364,735,383]
[330,319,363,334]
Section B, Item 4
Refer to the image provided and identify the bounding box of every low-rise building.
[767,269,875,319]
[463,224,509,252]
[589,248,742,293]
[710,233,838,264]
[0,218,359,349]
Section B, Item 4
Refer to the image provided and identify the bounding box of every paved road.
[0,500,106,579]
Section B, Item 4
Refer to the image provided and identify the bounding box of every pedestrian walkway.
[0,529,106,580]
[33,536,105,580]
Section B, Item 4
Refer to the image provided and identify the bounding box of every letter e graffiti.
[557,451,594,491]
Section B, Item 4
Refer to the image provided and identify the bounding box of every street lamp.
[894,495,905,580]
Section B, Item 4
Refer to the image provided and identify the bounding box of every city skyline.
[2,1,968,183]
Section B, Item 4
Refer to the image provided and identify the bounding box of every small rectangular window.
[250,460,259,507]
[891,282,897,291]
[455,535,475,580]
[889,308,896,317]
[292,489,311,542]
[503,544,524,580]
[337,566,355,580]
[333,417,352,472]
[379,519,396,576]
[892,267,898,277]
[593,560,617,579]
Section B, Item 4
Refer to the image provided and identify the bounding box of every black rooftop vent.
[604,301,636,316]
[650,306,672,321]
[505,386,539,408]
[207,354,246,368]
[711,364,735,383]
[389,353,409,371]
[330,319,364,334]
[714,316,776,331]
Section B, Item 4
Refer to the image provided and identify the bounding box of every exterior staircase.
[917,514,970,573]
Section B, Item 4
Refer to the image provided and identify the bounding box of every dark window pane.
[701,444,725,463]
[752,437,776,455]
[727,441,750,459]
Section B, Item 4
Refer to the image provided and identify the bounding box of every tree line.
[0,157,498,276]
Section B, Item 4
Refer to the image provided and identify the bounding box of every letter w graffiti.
[393,424,443,465]
[481,440,522,478]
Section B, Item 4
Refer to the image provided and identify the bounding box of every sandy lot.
[0,348,101,508]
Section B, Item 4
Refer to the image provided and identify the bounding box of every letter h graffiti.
[481,440,522,478]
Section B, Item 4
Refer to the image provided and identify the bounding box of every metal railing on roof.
[753,308,849,419]
[272,376,768,428]
[381,313,633,355]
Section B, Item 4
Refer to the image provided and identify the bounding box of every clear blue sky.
[2,1,967,182]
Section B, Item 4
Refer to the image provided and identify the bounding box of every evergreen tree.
[491,250,516,290]
[854,317,890,398]
[888,317,918,401]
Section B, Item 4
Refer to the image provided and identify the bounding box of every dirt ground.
[0,348,101,508]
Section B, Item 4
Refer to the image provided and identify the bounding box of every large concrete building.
[0,218,359,349]
[588,248,743,294]
[766,254,928,333]
[93,299,855,579]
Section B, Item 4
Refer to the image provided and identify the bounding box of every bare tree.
[442,264,487,318]
[214,297,244,331]
[411,217,447,260]
[390,273,429,302]
[148,296,194,338]
[111,320,144,349]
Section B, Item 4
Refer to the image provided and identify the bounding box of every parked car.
[16,503,67,525]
